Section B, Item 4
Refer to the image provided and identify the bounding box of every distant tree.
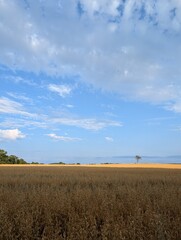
[135,155,141,164]
[0,149,8,164]
[18,158,27,164]
[8,155,18,164]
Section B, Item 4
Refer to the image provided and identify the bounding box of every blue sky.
[0,0,181,163]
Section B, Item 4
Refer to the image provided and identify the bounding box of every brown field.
[0,166,180,239]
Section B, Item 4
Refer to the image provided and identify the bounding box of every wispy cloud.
[0,97,22,114]
[144,116,176,126]
[0,97,35,117]
[48,84,72,97]
[3,75,37,86]
[0,118,48,129]
[105,137,114,142]
[0,96,122,131]
[165,102,181,113]
[0,129,25,140]
[47,133,81,142]
[52,117,122,131]
[65,104,74,108]
[7,92,32,102]
[0,113,121,132]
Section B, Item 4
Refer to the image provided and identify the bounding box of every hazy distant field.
[0,166,180,239]
[1,163,181,169]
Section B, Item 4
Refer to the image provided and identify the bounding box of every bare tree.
[135,155,141,164]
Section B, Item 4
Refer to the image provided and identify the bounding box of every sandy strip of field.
[0,164,181,169]
[81,163,181,169]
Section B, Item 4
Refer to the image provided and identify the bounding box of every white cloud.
[48,84,72,97]
[7,92,31,102]
[3,76,37,86]
[47,133,81,142]
[0,1,181,111]
[0,116,121,131]
[0,129,25,140]
[165,102,181,113]
[0,118,48,129]
[0,97,35,117]
[52,117,122,130]
[65,104,74,108]
[0,97,22,114]
[105,136,114,142]
[0,97,122,131]
[80,0,120,17]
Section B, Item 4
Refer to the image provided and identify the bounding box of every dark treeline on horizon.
[0,149,27,164]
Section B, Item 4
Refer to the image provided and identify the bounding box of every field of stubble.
[0,166,180,240]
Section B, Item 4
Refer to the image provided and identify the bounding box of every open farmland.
[0,166,180,240]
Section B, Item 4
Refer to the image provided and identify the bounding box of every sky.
[0,0,181,163]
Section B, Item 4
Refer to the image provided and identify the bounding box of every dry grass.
[1,163,181,169]
[0,166,180,239]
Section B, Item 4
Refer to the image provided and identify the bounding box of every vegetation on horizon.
[0,149,27,164]
[50,161,65,165]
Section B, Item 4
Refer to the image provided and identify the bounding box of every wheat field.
[0,165,180,239]
[1,163,181,169]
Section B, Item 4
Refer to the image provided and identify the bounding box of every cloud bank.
[0,0,181,111]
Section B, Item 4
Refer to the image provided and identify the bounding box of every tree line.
[0,149,27,164]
